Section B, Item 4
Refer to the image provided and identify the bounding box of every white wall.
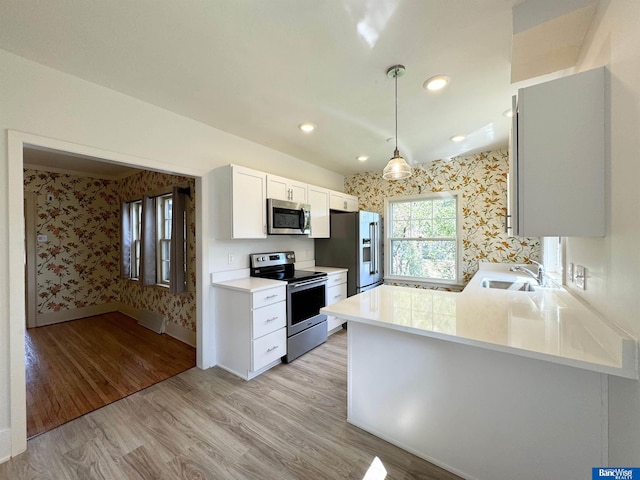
[564,0,640,465]
[0,49,344,460]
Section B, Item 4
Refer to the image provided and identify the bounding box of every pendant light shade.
[383,64,412,180]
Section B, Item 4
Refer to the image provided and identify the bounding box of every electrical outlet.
[227,253,234,264]
[575,265,586,290]
[37,234,47,242]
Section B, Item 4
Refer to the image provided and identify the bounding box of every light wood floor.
[25,312,196,438]
[4,329,462,480]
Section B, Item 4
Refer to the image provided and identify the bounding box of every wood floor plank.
[5,329,463,480]
[25,312,196,438]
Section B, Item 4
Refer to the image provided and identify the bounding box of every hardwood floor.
[25,312,196,438]
[4,329,462,480]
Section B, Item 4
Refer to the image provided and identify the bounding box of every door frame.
[7,130,211,457]
[23,192,37,329]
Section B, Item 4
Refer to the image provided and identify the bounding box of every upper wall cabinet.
[510,67,605,237]
[267,174,308,203]
[308,185,330,238]
[213,164,267,239]
[330,191,359,212]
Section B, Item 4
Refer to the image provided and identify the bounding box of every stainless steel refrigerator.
[314,210,383,296]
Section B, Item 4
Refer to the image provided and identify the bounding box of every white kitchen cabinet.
[307,185,330,238]
[213,164,267,239]
[214,280,287,380]
[267,174,308,203]
[509,67,605,237]
[330,191,359,212]
[314,267,348,334]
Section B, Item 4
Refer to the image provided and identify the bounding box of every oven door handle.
[290,278,327,288]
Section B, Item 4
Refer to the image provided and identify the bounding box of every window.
[120,186,188,294]
[385,193,460,284]
[130,200,142,279]
[157,194,172,285]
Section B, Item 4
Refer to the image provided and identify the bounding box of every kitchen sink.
[481,279,537,291]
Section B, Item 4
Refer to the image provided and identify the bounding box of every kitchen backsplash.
[344,149,540,286]
[24,168,196,333]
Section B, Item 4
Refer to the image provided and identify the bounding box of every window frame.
[130,199,142,280]
[384,192,462,286]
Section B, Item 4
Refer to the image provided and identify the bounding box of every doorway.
[7,130,209,456]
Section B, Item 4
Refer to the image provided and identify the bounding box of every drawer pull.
[267,345,279,352]
[334,295,343,300]
[265,294,278,299]
[266,316,279,322]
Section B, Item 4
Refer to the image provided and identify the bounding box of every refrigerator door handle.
[369,222,376,275]
[373,222,379,274]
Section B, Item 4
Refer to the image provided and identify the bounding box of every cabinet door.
[232,166,267,239]
[330,191,348,211]
[267,174,308,203]
[266,174,290,201]
[289,181,308,203]
[514,67,604,237]
[345,194,359,212]
[308,186,330,238]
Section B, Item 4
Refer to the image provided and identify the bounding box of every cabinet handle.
[265,294,278,299]
[334,295,343,300]
[266,316,278,322]
[267,345,279,352]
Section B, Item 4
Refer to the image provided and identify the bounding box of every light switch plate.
[567,263,574,282]
[575,265,586,289]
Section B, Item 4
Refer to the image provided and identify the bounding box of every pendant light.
[383,64,412,180]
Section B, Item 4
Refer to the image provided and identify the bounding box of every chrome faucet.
[509,260,545,286]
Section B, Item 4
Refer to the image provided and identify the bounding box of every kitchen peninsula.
[321,263,637,480]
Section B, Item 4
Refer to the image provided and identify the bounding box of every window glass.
[387,194,459,283]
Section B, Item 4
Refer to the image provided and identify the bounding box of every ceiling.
[0,1,595,177]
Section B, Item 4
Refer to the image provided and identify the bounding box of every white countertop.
[321,263,637,379]
[213,276,285,293]
[313,266,348,274]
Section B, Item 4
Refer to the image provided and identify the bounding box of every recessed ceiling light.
[357,155,369,162]
[503,108,514,118]
[423,75,450,92]
[450,135,465,142]
[298,123,316,133]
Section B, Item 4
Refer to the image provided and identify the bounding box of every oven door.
[287,277,327,336]
[267,198,311,235]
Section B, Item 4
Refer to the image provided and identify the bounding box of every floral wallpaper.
[345,149,540,287]
[24,170,120,313]
[25,168,197,333]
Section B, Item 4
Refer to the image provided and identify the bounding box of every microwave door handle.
[299,208,305,232]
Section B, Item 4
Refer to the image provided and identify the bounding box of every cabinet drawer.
[252,301,286,339]
[251,286,286,309]
[252,327,286,371]
[327,272,347,286]
[326,283,347,306]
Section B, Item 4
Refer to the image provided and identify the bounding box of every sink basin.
[481,279,536,291]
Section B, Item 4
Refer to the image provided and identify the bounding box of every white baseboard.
[36,303,119,326]
[165,322,196,347]
[0,428,11,464]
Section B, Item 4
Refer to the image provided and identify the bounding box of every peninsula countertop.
[321,263,637,379]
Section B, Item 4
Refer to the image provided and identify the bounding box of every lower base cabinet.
[214,283,287,380]
[323,269,348,334]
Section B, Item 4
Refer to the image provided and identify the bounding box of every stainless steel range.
[250,251,328,363]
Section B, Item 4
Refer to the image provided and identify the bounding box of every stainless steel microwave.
[267,198,311,235]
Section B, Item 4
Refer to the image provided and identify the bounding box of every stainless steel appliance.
[267,198,311,235]
[250,251,327,362]
[314,210,383,296]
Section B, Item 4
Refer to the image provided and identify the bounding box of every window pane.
[411,200,432,220]
[411,219,432,238]
[390,239,456,280]
[433,218,456,237]
[391,219,411,237]
[433,198,456,219]
[391,201,411,220]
